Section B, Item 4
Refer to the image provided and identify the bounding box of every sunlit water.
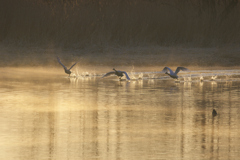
[1,68,240,160]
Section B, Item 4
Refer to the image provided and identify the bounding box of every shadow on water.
[0,68,240,160]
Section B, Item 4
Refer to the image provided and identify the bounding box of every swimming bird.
[212,109,217,117]
[162,67,189,80]
[57,56,77,76]
[102,68,130,80]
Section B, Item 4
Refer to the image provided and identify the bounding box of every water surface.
[1,68,240,160]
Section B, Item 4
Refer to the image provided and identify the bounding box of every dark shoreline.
[1,45,240,67]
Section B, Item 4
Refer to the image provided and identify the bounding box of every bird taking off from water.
[102,68,131,80]
[57,56,77,76]
[162,67,189,80]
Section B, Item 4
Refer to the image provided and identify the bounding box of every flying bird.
[162,67,189,80]
[57,56,77,76]
[102,68,131,80]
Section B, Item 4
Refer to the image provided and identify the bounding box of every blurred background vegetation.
[1,0,239,48]
[0,0,240,67]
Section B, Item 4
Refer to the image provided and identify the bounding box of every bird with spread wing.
[162,67,189,80]
[57,56,77,76]
[102,68,130,80]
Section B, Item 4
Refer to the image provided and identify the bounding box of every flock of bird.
[57,57,190,81]
[57,56,218,116]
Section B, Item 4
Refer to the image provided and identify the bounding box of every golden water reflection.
[0,72,240,160]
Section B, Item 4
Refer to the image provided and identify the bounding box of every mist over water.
[1,0,240,159]
[1,68,240,159]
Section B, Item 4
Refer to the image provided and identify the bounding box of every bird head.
[113,68,116,71]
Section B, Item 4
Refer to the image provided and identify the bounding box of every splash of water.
[129,65,144,80]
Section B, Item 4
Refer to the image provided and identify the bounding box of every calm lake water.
[1,68,240,160]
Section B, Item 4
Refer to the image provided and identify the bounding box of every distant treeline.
[0,0,239,48]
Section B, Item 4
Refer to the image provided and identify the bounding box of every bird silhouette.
[57,56,77,76]
[212,109,217,117]
[162,67,189,80]
[102,68,130,80]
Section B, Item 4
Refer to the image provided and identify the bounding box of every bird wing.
[122,71,131,80]
[175,67,189,74]
[57,57,67,70]
[69,62,77,70]
[101,71,115,78]
[162,67,174,74]
[212,75,217,79]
